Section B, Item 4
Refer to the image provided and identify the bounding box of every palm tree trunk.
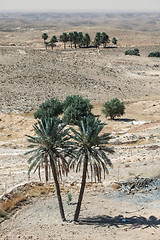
[74,156,88,222]
[50,157,66,221]
[38,165,42,181]
[45,159,49,183]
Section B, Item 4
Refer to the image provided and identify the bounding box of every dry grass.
[0,183,56,216]
[0,193,27,212]
[27,184,55,197]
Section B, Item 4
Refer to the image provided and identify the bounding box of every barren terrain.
[0,12,160,240]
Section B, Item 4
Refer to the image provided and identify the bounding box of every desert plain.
[0,12,160,239]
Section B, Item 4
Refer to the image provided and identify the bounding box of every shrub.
[125,48,140,56]
[62,95,93,124]
[102,98,125,120]
[148,52,160,57]
[34,98,63,119]
[112,37,117,45]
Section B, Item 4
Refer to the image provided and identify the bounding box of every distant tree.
[112,37,118,45]
[62,95,93,125]
[42,33,49,49]
[102,98,125,120]
[148,51,160,57]
[101,32,109,47]
[77,32,84,47]
[94,32,102,48]
[125,48,140,56]
[72,31,79,48]
[81,33,91,48]
[60,33,69,49]
[34,98,63,119]
[42,33,48,43]
[68,32,74,48]
[49,35,58,49]
[69,115,114,221]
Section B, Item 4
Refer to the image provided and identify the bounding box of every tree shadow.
[104,46,118,49]
[80,215,160,229]
[112,118,135,122]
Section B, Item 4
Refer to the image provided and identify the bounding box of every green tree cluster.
[42,31,117,49]
[34,95,93,125]
[62,95,93,124]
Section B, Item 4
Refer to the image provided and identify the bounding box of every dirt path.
[0,189,160,240]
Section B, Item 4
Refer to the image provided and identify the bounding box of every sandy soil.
[0,12,160,240]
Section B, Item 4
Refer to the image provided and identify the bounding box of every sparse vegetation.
[102,98,125,120]
[148,51,160,57]
[125,48,140,56]
[67,193,72,205]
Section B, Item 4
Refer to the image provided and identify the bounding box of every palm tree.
[42,33,49,50]
[77,32,83,47]
[94,32,102,48]
[81,33,91,48]
[25,117,70,221]
[101,32,110,48]
[68,116,114,221]
[59,32,68,49]
[68,32,74,48]
[42,33,48,43]
[84,33,91,48]
[49,35,58,49]
[72,31,79,48]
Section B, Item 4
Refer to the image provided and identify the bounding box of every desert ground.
[0,12,160,239]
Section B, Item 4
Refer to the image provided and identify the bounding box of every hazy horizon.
[1,0,160,12]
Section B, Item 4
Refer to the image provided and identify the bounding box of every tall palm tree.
[59,32,68,49]
[77,32,83,47]
[49,35,58,49]
[101,32,110,48]
[25,117,70,221]
[68,116,114,221]
[80,33,91,48]
[94,32,102,48]
[42,33,48,43]
[84,33,91,48]
[72,31,79,48]
[68,32,74,48]
[42,33,49,50]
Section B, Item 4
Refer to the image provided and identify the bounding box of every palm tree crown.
[69,116,113,181]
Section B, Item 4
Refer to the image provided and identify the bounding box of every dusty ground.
[0,12,160,240]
